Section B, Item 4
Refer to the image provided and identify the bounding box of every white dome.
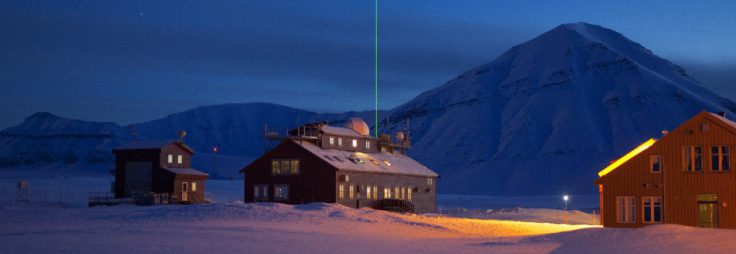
[346,118,370,136]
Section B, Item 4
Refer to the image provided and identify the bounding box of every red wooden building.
[596,111,736,228]
[241,118,439,213]
[113,140,208,204]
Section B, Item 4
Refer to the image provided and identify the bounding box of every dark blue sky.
[1,0,735,129]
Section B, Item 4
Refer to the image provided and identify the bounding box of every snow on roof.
[708,112,736,130]
[114,140,194,153]
[163,167,209,176]
[294,140,438,177]
[320,125,365,138]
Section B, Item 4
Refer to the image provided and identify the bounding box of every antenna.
[177,129,187,143]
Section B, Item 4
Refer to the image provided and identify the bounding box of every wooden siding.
[334,171,437,213]
[599,112,736,228]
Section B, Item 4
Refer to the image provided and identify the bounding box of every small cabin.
[596,111,736,228]
[113,140,208,204]
[241,118,439,213]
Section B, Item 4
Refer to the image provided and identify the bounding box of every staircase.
[378,199,415,213]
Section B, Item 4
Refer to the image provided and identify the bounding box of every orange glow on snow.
[597,138,656,177]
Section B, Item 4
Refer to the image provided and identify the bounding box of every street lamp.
[563,195,570,224]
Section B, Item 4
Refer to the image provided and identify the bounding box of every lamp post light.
[563,195,570,224]
[213,146,218,174]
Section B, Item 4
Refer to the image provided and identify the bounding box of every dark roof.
[163,167,209,176]
[113,140,195,153]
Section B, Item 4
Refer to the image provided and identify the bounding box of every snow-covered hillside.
[381,22,736,195]
[2,22,735,195]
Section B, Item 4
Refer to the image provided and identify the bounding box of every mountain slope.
[380,22,735,195]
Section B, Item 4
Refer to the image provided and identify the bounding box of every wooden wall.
[334,171,437,213]
[600,112,736,228]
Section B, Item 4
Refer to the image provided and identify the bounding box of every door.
[698,203,718,228]
[181,182,189,202]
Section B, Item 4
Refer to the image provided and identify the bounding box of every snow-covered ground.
[2,174,735,253]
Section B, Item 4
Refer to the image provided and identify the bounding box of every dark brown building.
[596,111,736,228]
[241,118,439,213]
[113,140,208,204]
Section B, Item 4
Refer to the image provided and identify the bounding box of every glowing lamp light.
[597,138,657,177]
[563,195,569,202]
[213,146,218,153]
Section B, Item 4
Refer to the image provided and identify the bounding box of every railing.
[379,199,415,213]
[88,192,131,207]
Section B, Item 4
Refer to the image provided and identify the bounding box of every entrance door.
[181,182,189,202]
[697,194,718,228]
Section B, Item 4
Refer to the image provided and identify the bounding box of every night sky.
[1,0,735,129]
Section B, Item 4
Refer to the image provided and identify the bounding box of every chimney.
[718,112,727,118]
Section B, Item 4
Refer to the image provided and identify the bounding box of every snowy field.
[2,173,736,253]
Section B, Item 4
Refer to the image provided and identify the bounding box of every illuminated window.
[383,187,391,199]
[329,136,335,145]
[191,182,197,192]
[616,196,636,223]
[177,155,183,164]
[366,141,370,149]
[290,160,300,174]
[642,196,662,223]
[272,160,280,174]
[372,186,378,199]
[366,186,372,200]
[338,138,343,146]
[650,155,662,173]
[683,146,702,172]
[167,154,173,163]
[427,178,433,185]
[394,187,399,199]
[274,185,289,200]
[352,139,358,148]
[407,186,412,201]
[401,187,405,200]
[272,159,299,175]
[349,185,355,199]
[338,185,345,199]
[711,146,730,172]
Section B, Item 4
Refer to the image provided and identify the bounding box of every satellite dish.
[178,129,187,143]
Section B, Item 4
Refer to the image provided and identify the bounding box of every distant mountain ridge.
[2,22,735,195]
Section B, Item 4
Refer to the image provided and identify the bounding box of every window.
[167,154,173,163]
[352,139,358,148]
[254,184,268,200]
[349,185,355,199]
[329,136,335,145]
[642,196,662,223]
[271,159,299,175]
[683,146,702,172]
[372,186,378,199]
[177,155,183,164]
[383,187,391,199]
[407,186,412,201]
[366,141,371,149]
[394,187,400,199]
[338,185,345,199]
[274,185,289,200]
[366,186,372,200]
[338,138,343,146]
[616,196,636,223]
[711,146,730,172]
[401,187,406,200]
[427,178,433,185]
[191,182,197,192]
[650,155,662,173]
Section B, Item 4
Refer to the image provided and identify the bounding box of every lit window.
[191,182,197,192]
[272,160,280,174]
[711,146,730,172]
[329,136,335,145]
[683,146,702,172]
[352,139,358,148]
[616,196,636,223]
[290,160,299,174]
[383,160,391,166]
[401,187,405,200]
[349,185,355,199]
[167,154,173,163]
[338,185,345,199]
[274,185,289,200]
[407,186,412,201]
[281,160,290,173]
[177,155,183,164]
[366,186,372,200]
[427,178,433,185]
[383,187,391,199]
[394,187,399,199]
[643,196,662,223]
[650,155,662,173]
[366,141,371,149]
[338,138,343,146]
[373,186,378,199]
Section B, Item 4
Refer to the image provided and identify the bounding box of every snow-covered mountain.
[2,22,734,194]
[380,22,736,195]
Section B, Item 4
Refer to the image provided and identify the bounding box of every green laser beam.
[374,0,378,138]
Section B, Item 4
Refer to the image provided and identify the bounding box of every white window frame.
[650,155,662,173]
[177,155,183,164]
[167,154,173,163]
[642,196,662,224]
[352,139,358,148]
[616,196,636,224]
[366,141,371,149]
[329,136,335,145]
[338,137,343,146]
